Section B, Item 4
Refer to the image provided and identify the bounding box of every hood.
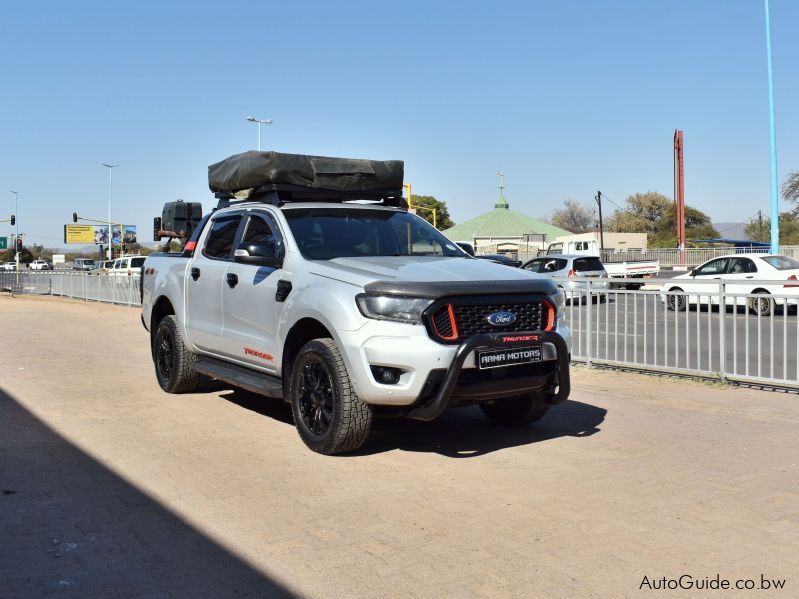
[308,256,556,295]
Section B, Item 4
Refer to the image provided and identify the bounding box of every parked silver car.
[521,254,609,302]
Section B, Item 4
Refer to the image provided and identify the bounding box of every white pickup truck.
[546,239,659,290]
[141,151,571,454]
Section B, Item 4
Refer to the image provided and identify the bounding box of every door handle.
[191,267,200,281]
[746,276,754,279]
[226,273,238,288]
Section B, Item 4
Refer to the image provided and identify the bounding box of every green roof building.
[442,194,572,253]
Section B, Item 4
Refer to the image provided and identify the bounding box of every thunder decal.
[244,347,274,361]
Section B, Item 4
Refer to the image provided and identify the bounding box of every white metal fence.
[561,277,799,388]
[4,271,797,388]
[0,271,141,306]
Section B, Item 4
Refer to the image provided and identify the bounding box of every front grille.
[427,298,550,343]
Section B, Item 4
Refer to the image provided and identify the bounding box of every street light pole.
[246,116,273,151]
[102,164,118,260]
[764,0,779,254]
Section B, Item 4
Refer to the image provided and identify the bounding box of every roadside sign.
[64,224,95,244]
[0,236,6,250]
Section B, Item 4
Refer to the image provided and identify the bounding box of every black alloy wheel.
[156,331,174,384]
[297,358,335,437]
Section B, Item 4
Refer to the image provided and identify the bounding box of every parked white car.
[29,259,52,270]
[660,254,799,315]
[2,261,17,271]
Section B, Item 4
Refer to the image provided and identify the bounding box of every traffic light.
[10,215,14,226]
[72,212,78,223]
[15,238,22,252]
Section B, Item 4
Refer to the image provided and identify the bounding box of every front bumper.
[336,319,570,415]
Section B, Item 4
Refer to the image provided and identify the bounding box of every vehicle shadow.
[0,387,295,597]
[217,387,295,425]
[356,399,606,458]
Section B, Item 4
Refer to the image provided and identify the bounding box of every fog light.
[370,366,402,385]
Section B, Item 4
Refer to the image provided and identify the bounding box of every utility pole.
[595,191,605,251]
[674,130,686,264]
[758,210,764,240]
[102,164,118,260]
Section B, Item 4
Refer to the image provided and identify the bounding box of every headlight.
[356,294,433,324]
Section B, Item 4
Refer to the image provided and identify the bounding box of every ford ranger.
[142,151,571,454]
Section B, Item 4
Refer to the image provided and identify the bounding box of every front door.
[687,257,729,305]
[220,210,286,372]
[185,212,245,352]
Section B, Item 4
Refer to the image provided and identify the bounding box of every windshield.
[283,208,466,260]
[761,255,799,271]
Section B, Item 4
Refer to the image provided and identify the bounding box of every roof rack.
[214,184,407,210]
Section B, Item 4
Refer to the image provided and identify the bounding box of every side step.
[194,356,283,399]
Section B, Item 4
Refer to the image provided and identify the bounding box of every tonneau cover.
[208,151,404,194]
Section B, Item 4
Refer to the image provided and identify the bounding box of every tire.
[749,292,773,317]
[626,282,643,291]
[289,338,372,455]
[666,288,686,312]
[479,393,550,426]
[153,314,199,393]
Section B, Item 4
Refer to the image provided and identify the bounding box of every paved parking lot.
[1,295,797,597]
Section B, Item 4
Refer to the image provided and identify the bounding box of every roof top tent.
[208,150,406,208]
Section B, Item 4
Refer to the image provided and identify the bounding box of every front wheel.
[479,393,550,426]
[289,338,372,455]
[666,288,687,312]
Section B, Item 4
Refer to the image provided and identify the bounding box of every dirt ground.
[1,294,797,598]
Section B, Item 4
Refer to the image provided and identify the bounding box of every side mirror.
[234,241,283,268]
[689,269,697,277]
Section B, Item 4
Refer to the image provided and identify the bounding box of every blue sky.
[1,0,797,247]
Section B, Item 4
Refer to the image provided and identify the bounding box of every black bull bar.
[406,331,570,422]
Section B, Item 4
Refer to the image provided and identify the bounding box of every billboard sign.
[64,225,95,244]
[65,224,137,244]
[112,225,137,244]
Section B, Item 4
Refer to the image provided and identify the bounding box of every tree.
[550,199,596,233]
[607,191,718,248]
[744,212,799,245]
[409,195,454,230]
[782,171,799,214]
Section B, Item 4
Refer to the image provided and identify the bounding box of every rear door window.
[131,257,146,268]
[573,257,604,272]
[203,214,244,260]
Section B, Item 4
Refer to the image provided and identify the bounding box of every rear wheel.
[749,292,773,317]
[289,338,372,455]
[153,314,199,393]
[666,288,686,312]
[480,393,550,426]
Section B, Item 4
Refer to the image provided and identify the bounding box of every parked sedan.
[2,261,17,271]
[29,259,52,270]
[521,254,609,302]
[660,253,799,315]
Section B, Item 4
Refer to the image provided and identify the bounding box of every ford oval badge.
[487,311,517,326]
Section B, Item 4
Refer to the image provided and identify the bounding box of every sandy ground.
[1,294,797,598]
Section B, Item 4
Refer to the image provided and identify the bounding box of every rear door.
[219,210,285,371]
[185,212,245,352]
[724,257,757,307]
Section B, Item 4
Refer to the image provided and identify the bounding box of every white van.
[111,256,146,278]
